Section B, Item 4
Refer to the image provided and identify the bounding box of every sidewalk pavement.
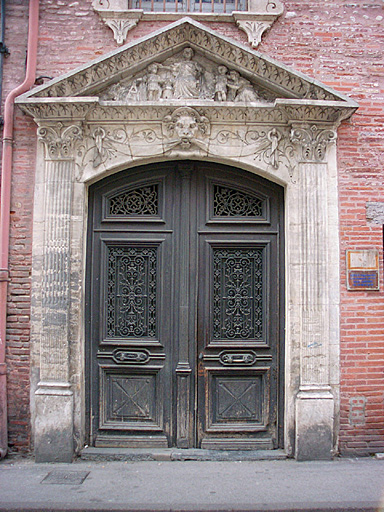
[1,455,384,512]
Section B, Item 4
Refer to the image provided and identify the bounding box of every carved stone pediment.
[99,47,275,104]
[16,18,357,126]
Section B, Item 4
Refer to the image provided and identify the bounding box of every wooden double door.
[87,161,284,450]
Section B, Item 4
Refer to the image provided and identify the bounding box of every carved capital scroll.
[38,123,83,160]
[290,124,336,163]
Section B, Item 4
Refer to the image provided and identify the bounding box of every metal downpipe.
[0,0,39,459]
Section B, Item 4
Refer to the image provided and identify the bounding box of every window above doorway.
[92,0,284,48]
[131,0,247,14]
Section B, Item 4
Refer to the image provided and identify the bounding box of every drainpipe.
[0,0,10,125]
[0,0,39,459]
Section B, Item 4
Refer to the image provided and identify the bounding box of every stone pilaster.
[34,123,82,462]
[290,124,337,460]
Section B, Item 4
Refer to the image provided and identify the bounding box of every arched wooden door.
[86,161,284,450]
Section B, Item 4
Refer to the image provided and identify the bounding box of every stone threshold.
[80,447,287,462]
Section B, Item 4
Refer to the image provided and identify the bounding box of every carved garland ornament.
[80,114,297,177]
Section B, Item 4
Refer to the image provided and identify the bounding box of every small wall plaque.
[346,250,379,291]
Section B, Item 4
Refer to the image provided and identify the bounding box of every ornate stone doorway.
[86,161,284,449]
[17,18,357,461]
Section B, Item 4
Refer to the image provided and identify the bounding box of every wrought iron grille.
[108,185,158,216]
[213,185,264,217]
[107,246,157,338]
[213,248,263,340]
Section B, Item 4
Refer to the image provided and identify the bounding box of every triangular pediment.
[17,17,357,122]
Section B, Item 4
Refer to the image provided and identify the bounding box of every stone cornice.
[17,97,357,126]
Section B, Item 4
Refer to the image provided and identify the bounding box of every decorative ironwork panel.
[106,373,156,423]
[107,246,157,338]
[213,376,262,423]
[108,184,158,216]
[213,248,263,340]
[213,185,263,217]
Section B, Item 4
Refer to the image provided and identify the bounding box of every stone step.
[80,447,287,462]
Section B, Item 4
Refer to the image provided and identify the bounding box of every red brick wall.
[2,1,32,454]
[257,2,384,455]
[2,0,383,455]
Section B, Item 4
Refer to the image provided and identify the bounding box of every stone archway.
[17,18,357,462]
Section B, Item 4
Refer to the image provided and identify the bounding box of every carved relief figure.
[100,48,271,104]
[126,77,147,101]
[146,63,163,101]
[227,70,261,102]
[171,48,203,99]
[214,65,228,102]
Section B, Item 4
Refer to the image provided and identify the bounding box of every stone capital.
[37,123,83,160]
[290,124,336,163]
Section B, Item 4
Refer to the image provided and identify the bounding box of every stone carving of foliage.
[290,124,337,162]
[37,123,83,159]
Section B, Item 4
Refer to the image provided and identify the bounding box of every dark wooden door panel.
[86,162,284,449]
[197,236,278,449]
[92,236,172,447]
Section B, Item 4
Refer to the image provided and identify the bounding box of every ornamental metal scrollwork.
[213,248,263,340]
[108,184,158,216]
[107,246,157,338]
[213,185,264,217]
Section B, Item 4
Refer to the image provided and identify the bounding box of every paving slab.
[0,456,383,512]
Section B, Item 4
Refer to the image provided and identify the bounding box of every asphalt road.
[0,457,383,511]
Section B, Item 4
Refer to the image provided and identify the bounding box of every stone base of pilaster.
[34,382,74,463]
[295,386,334,461]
